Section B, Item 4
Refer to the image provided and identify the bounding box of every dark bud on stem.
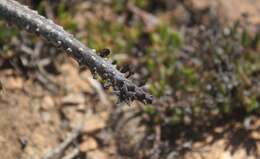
[112,60,117,65]
[138,80,146,87]
[98,48,110,57]
[127,85,135,91]
[120,64,130,73]
[125,71,133,78]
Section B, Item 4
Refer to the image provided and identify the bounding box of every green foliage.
[0,22,18,42]
[72,1,259,121]
[0,22,18,58]
[57,2,77,32]
[142,22,259,128]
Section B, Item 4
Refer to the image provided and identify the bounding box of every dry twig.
[42,128,81,159]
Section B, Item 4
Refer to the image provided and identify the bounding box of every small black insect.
[111,59,117,65]
[120,64,130,73]
[98,48,110,57]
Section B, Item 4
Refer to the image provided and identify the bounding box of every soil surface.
[191,0,260,25]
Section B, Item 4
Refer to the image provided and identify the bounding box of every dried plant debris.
[0,0,153,104]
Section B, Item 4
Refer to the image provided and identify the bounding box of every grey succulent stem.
[0,0,153,104]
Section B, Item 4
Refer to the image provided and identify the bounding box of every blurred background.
[0,0,259,159]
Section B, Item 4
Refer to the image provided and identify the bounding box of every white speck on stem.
[91,56,96,61]
[32,10,37,14]
[25,25,30,30]
[67,48,72,53]
[46,25,51,30]
[57,32,62,37]
[58,26,64,32]
[48,19,54,24]
[25,14,31,19]
[37,19,43,25]
[66,38,72,43]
